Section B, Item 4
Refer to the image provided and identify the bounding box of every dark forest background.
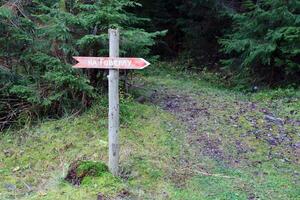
[1,0,300,129]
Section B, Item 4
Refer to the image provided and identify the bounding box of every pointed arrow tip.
[73,57,79,62]
[72,57,81,68]
[141,58,150,69]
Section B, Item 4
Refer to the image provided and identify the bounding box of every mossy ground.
[1,63,299,199]
[64,160,109,185]
[133,63,300,200]
[0,94,182,199]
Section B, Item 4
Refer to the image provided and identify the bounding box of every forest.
[0,0,300,200]
[1,0,300,128]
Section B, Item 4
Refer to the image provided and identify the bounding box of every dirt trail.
[133,76,300,194]
[150,88,237,165]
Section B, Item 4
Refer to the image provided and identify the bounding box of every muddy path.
[149,86,299,162]
[131,74,300,196]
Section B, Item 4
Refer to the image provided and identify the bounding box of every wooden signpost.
[72,29,150,176]
[73,57,150,69]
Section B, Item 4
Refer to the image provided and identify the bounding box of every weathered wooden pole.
[72,29,150,176]
[108,29,120,176]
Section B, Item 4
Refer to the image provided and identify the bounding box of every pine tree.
[220,0,300,87]
[0,0,162,129]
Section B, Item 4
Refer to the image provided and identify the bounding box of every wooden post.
[108,29,120,176]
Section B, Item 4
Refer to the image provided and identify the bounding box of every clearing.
[1,63,300,200]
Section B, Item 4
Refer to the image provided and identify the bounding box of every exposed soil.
[152,93,204,133]
[149,88,231,160]
[136,82,300,189]
[65,161,86,185]
[65,160,109,186]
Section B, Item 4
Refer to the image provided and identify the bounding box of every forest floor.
[1,63,300,200]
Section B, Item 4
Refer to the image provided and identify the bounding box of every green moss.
[81,173,123,193]
[0,91,182,199]
[76,161,109,177]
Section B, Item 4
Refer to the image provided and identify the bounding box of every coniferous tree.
[220,0,300,87]
[0,0,162,130]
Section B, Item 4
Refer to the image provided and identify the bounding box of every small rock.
[12,166,20,172]
[294,142,300,149]
[240,133,248,137]
[279,133,290,143]
[4,183,16,191]
[267,138,278,146]
[3,149,14,157]
[264,115,284,126]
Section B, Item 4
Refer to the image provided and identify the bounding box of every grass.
[0,96,182,199]
[1,62,300,199]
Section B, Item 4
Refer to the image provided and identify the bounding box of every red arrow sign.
[73,57,150,69]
